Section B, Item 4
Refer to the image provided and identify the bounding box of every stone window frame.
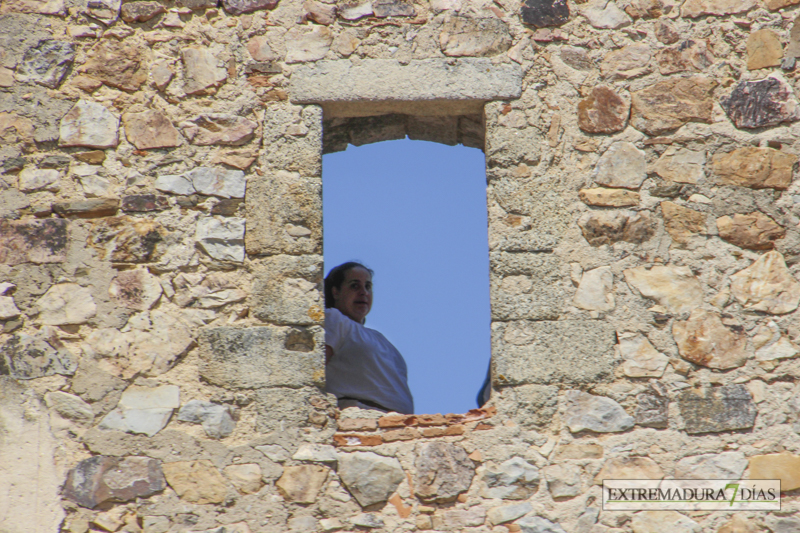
[242,58,618,422]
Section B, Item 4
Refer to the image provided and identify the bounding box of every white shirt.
[325,308,414,414]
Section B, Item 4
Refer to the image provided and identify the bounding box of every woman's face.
[332,267,373,324]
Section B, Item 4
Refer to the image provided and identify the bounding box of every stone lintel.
[289,59,522,113]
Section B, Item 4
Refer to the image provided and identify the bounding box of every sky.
[322,137,491,415]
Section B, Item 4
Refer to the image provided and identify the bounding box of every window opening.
[322,136,490,415]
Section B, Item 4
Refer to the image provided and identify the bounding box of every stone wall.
[2,0,800,531]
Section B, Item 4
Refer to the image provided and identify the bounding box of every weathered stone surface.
[747,29,782,70]
[553,443,603,460]
[518,516,567,533]
[577,86,629,133]
[182,114,257,146]
[150,60,174,91]
[630,77,715,135]
[276,465,328,503]
[431,508,485,530]
[200,326,321,389]
[373,0,414,17]
[766,0,800,8]
[0,290,21,320]
[542,463,581,498]
[224,464,262,494]
[0,333,77,379]
[673,309,749,369]
[573,266,614,312]
[619,334,668,377]
[338,452,404,507]
[579,188,639,207]
[578,210,654,246]
[304,0,336,24]
[681,0,756,17]
[82,40,147,92]
[601,44,651,79]
[731,251,799,315]
[521,0,569,28]
[196,217,245,262]
[99,384,180,437]
[415,442,475,503]
[594,142,646,189]
[711,146,796,190]
[594,456,663,484]
[120,1,165,22]
[440,16,512,57]
[44,391,93,424]
[222,0,277,15]
[676,385,757,434]
[753,321,798,361]
[16,40,75,89]
[718,515,760,533]
[85,0,121,22]
[122,110,180,150]
[721,75,800,129]
[655,40,713,75]
[481,457,540,500]
[0,219,68,265]
[181,48,227,95]
[487,502,532,525]
[121,195,169,213]
[189,167,247,198]
[286,26,333,63]
[661,201,706,244]
[177,400,235,439]
[291,58,521,104]
[1,0,65,14]
[653,147,705,184]
[748,453,800,491]
[88,217,166,263]
[623,265,703,314]
[59,100,119,148]
[674,452,747,480]
[83,311,194,378]
[717,212,784,250]
[53,199,119,218]
[635,387,669,428]
[564,391,634,433]
[580,0,632,30]
[18,168,60,192]
[502,385,558,428]
[495,320,616,386]
[35,283,96,325]
[162,460,228,504]
[109,268,162,311]
[631,511,699,533]
[64,456,166,509]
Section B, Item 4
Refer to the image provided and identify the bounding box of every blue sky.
[322,138,491,415]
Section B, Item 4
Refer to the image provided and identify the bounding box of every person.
[324,261,414,414]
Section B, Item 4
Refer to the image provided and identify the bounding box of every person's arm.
[325,344,334,364]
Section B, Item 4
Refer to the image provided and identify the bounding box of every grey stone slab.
[493,320,616,387]
[490,252,564,320]
[199,326,323,389]
[677,384,757,434]
[290,59,522,104]
[338,451,404,507]
[250,255,324,326]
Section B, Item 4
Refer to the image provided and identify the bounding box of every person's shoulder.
[325,307,356,328]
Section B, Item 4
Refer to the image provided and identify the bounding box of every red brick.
[421,427,446,438]
[416,414,447,426]
[337,418,378,432]
[445,425,465,436]
[382,428,419,442]
[332,434,382,447]
[378,414,416,428]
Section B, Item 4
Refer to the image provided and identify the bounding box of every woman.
[324,261,414,414]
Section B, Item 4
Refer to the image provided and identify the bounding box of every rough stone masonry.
[2,0,800,531]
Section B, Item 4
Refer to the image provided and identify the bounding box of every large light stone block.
[489,252,564,320]
[200,325,324,389]
[250,254,324,325]
[289,58,522,105]
[492,320,617,386]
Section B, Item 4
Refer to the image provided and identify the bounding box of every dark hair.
[324,261,374,308]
